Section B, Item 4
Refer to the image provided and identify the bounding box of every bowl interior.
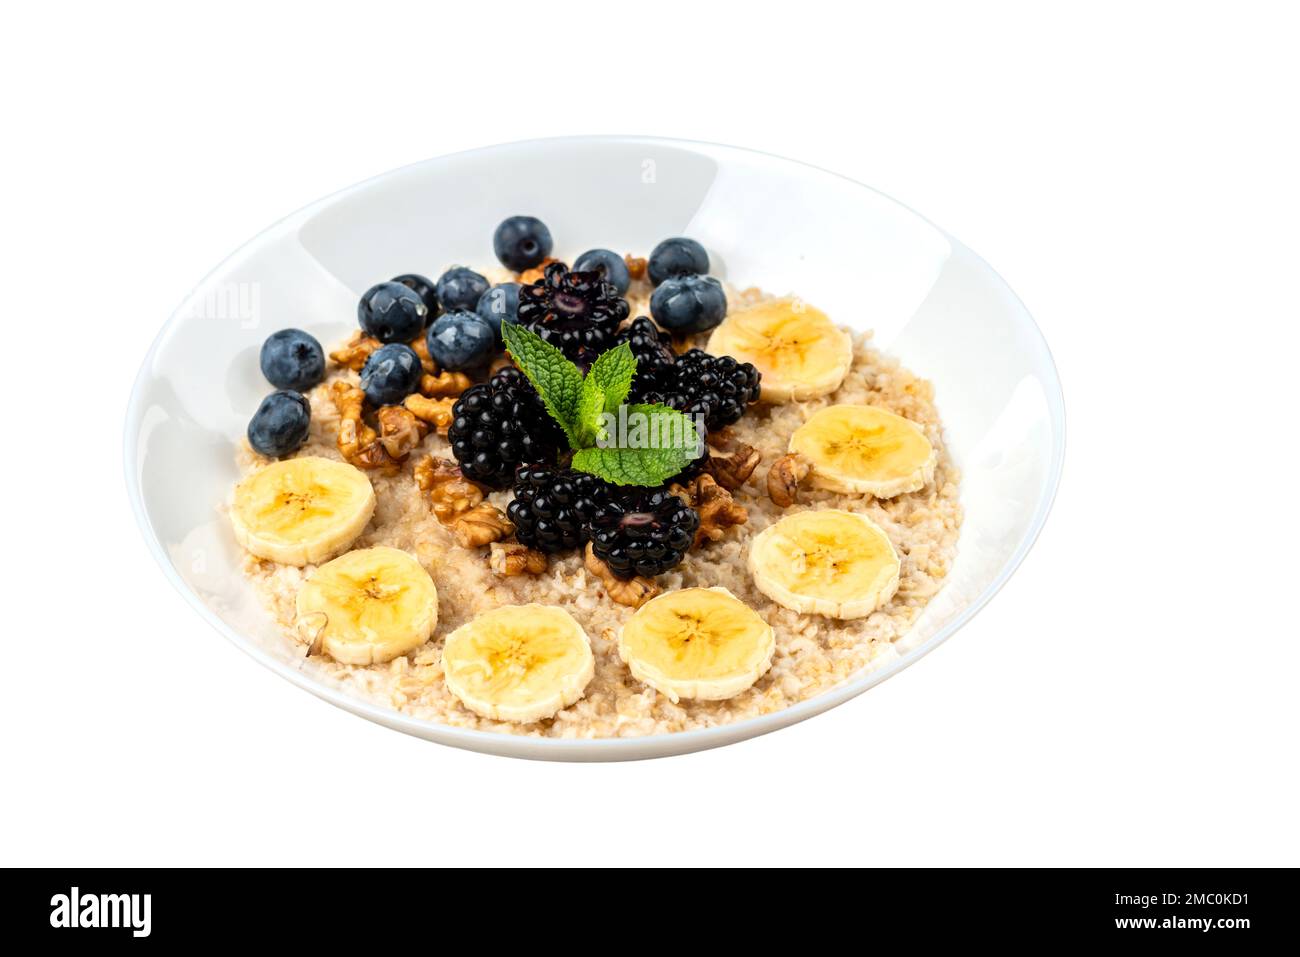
[126,138,1064,760]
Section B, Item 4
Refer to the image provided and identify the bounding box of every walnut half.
[412,456,510,549]
[403,394,456,436]
[584,544,660,608]
[672,474,748,547]
[767,452,810,508]
[490,542,548,576]
[450,503,514,548]
[413,455,483,523]
[330,381,397,471]
[329,331,381,372]
[704,440,761,491]
[419,370,472,399]
[375,405,428,460]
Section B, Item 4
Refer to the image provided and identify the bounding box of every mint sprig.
[501,322,701,487]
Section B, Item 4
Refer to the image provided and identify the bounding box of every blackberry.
[588,488,699,579]
[638,349,761,433]
[448,367,566,489]
[517,262,629,365]
[617,317,677,389]
[507,466,609,554]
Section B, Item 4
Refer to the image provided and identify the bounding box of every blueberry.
[359,343,423,406]
[426,310,496,371]
[493,216,553,271]
[647,237,709,285]
[259,328,325,391]
[391,273,440,321]
[573,248,630,295]
[358,281,428,343]
[475,283,521,343]
[247,390,311,458]
[435,267,490,312]
[650,275,728,334]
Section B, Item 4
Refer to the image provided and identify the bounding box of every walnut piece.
[624,255,647,281]
[330,381,398,471]
[450,503,514,548]
[403,394,456,436]
[409,335,437,374]
[413,455,484,523]
[704,437,761,491]
[490,542,548,576]
[584,544,660,608]
[329,331,381,372]
[488,355,516,376]
[418,370,472,398]
[375,405,429,460]
[672,474,748,547]
[517,256,558,285]
[767,452,810,508]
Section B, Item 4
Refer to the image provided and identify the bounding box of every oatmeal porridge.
[232,222,961,738]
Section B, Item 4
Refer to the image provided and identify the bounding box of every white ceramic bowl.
[125,136,1064,761]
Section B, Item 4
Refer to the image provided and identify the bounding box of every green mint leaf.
[571,445,695,486]
[570,403,702,486]
[586,341,637,413]
[501,321,584,448]
[574,378,606,448]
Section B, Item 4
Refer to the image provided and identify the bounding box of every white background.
[3,1,1297,867]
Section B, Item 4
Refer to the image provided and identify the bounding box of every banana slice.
[706,297,852,402]
[789,404,936,497]
[442,604,594,723]
[294,546,438,665]
[618,587,775,703]
[230,456,375,566]
[748,509,899,619]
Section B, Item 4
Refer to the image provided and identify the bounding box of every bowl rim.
[123,134,1066,760]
